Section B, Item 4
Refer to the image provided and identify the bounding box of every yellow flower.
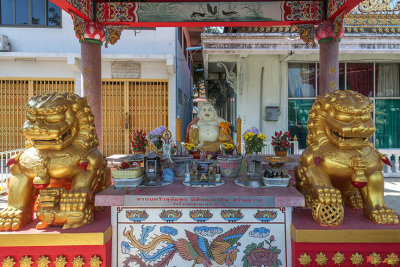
[223,143,234,149]
[184,143,195,151]
[258,133,266,141]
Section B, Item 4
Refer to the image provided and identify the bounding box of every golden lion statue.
[0,92,110,230]
[295,90,398,226]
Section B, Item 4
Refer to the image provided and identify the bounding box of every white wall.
[0,11,176,55]
[0,10,186,139]
[176,29,193,140]
[237,55,288,143]
[209,51,400,145]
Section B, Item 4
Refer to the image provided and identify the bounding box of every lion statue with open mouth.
[0,92,110,230]
[295,90,398,226]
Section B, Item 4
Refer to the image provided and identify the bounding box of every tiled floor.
[1,178,400,213]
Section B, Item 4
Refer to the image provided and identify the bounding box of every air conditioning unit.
[0,35,10,52]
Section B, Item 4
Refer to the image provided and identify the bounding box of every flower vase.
[274,150,288,157]
[171,155,193,178]
[217,156,242,178]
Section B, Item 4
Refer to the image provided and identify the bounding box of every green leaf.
[275,249,281,254]
[243,248,253,255]
[257,241,264,248]
[277,259,283,265]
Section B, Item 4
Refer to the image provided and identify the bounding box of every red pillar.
[72,21,106,152]
[81,42,103,152]
[315,20,344,96]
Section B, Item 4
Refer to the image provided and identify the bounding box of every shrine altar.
[95,174,304,267]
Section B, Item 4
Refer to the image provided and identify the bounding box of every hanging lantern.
[144,151,162,185]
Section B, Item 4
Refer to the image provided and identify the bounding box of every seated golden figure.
[186,102,233,152]
[0,92,111,231]
[295,90,398,226]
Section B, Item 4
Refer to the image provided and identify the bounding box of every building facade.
[202,0,400,152]
[0,3,195,155]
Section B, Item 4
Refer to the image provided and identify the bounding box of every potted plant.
[217,143,242,178]
[148,126,167,152]
[130,130,148,154]
[243,127,266,155]
[271,130,292,157]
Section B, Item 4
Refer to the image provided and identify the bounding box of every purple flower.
[244,127,259,136]
[158,126,167,132]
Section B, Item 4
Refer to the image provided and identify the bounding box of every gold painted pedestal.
[0,208,111,267]
[291,208,400,266]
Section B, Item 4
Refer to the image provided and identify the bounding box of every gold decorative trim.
[291,223,400,243]
[315,252,328,266]
[298,253,312,266]
[37,256,51,267]
[0,225,111,247]
[89,255,103,267]
[72,256,85,267]
[1,256,16,267]
[384,253,400,266]
[332,252,345,265]
[350,252,364,266]
[54,256,67,267]
[19,256,33,267]
[367,252,382,266]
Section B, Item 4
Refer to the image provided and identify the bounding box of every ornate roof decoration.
[235,0,400,34]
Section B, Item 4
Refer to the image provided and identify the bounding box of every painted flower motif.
[242,235,282,267]
[246,247,279,267]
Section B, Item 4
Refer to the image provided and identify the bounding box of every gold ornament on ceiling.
[332,252,345,265]
[72,256,85,267]
[298,253,312,266]
[315,252,328,266]
[384,253,400,266]
[37,256,51,267]
[350,253,364,266]
[19,256,33,267]
[1,256,16,267]
[54,256,68,267]
[89,255,103,267]
[368,252,382,266]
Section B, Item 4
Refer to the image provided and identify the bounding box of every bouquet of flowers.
[221,143,235,155]
[130,130,148,153]
[271,130,292,152]
[243,127,266,154]
[148,126,167,150]
[184,143,196,154]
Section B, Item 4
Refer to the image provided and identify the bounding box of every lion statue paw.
[0,207,30,231]
[314,186,343,205]
[343,191,363,209]
[366,207,399,225]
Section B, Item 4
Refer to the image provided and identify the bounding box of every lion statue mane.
[0,92,111,230]
[295,90,398,226]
